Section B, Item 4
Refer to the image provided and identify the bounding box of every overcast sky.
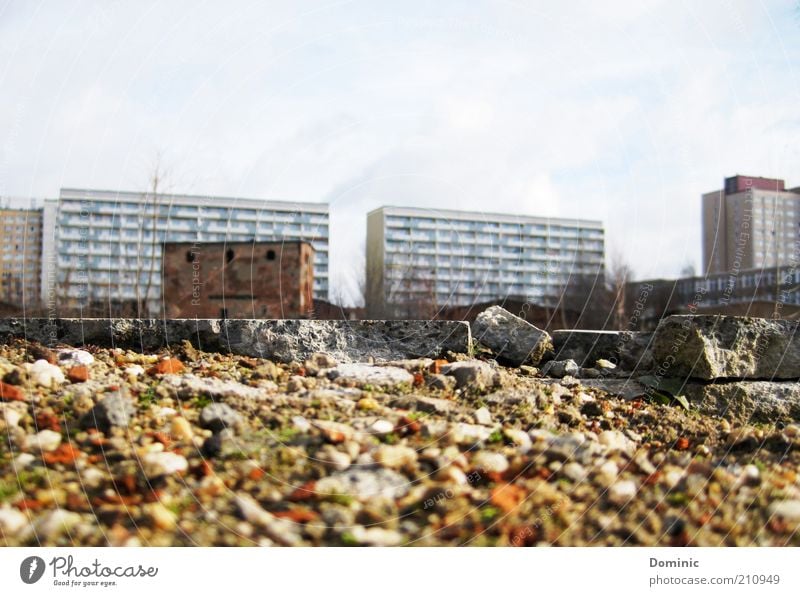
[1,0,798,301]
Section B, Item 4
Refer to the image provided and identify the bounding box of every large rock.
[80,391,135,433]
[0,318,471,364]
[471,306,552,366]
[652,315,800,380]
[683,381,800,424]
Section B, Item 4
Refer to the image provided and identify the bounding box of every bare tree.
[608,251,632,330]
[138,156,170,316]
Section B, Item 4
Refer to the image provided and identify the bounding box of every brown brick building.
[162,241,315,319]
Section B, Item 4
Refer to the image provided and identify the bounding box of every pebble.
[234,493,303,546]
[142,451,189,478]
[321,447,352,471]
[374,445,418,470]
[292,415,311,432]
[1,405,22,428]
[608,480,637,505]
[199,403,242,433]
[473,407,492,425]
[369,419,395,435]
[286,376,305,392]
[170,416,194,442]
[540,359,579,379]
[66,365,90,383]
[0,508,28,536]
[562,462,588,483]
[145,502,177,531]
[316,468,410,501]
[329,363,414,388]
[504,428,532,451]
[14,452,36,468]
[25,359,65,388]
[34,509,81,540]
[348,526,404,546]
[595,460,619,487]
[595,359,616,369]
[452,422,494,446]
[471,451,509,474]
[123,364,144,382]
[162,374,266,401]
[440,360,499,390]
[26,429,62,452]
[426,374,456,391]
[81,391,135,433]
[57,349,95,367]
[768,500,800,522]
[598,430,635,455]
[313,419,355,443]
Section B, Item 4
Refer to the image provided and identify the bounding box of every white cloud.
[0,0,798,302]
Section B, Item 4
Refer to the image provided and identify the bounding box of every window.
[266,249,276,261]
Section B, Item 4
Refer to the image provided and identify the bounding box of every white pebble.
[608,480,637,505]
[369,419,395,435]
[25,360,65,388]
[473,407,492,425]
[57,349,95,367]
[471,451,509,474]
[0,508,28,536]
[26,429,62,452]
[142,451,188,478]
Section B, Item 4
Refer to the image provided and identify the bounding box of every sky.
[1,0,799,302]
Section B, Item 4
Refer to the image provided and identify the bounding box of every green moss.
[138,386,158,407]
[487,429,504,444]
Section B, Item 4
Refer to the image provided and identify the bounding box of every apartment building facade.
[366,206,605,316]
[42,188,329,315]
[702,175,800,275]
[0,205,43,309]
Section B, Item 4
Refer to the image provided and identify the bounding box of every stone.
[0,507,28,536]
[390,394,454,415]
[651,315,800,380]
[66,365,89,383]
[33,510,81,540]
[608,480,637,505]
[170,416,194,442]
[142,451,188,478]
[312,420,356,443]
[0,318,473,363]
[452,422,494,446]
[347,526,404,546]
[57,348,95,367]
[441,360,499,391]
[369,419,395,435]
[426,373,456,392]
[160,374,268,401]
[562,462,588,482]
[200,403,242,433]
[545,432,604,465]
[145,502,177,531]
[503,428,532,451]
[328,363,414,388]
[234,493,303,546]
[471,451,509,474]
[683,381,800,424]
[578,378,649,401]
[315,468,410,501]
[0,381,25,402]
[26,429,62,452]
[80,391,135,433]
[540,359,580,379]
[472,306,552,366]
[0,404,22,428]
[24,359,65,388]
[597,430,636,455]
[768,500,800,522]
[473,407,493,425]
[374,445,418,470]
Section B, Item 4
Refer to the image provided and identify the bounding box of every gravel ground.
[1,339,799,546]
